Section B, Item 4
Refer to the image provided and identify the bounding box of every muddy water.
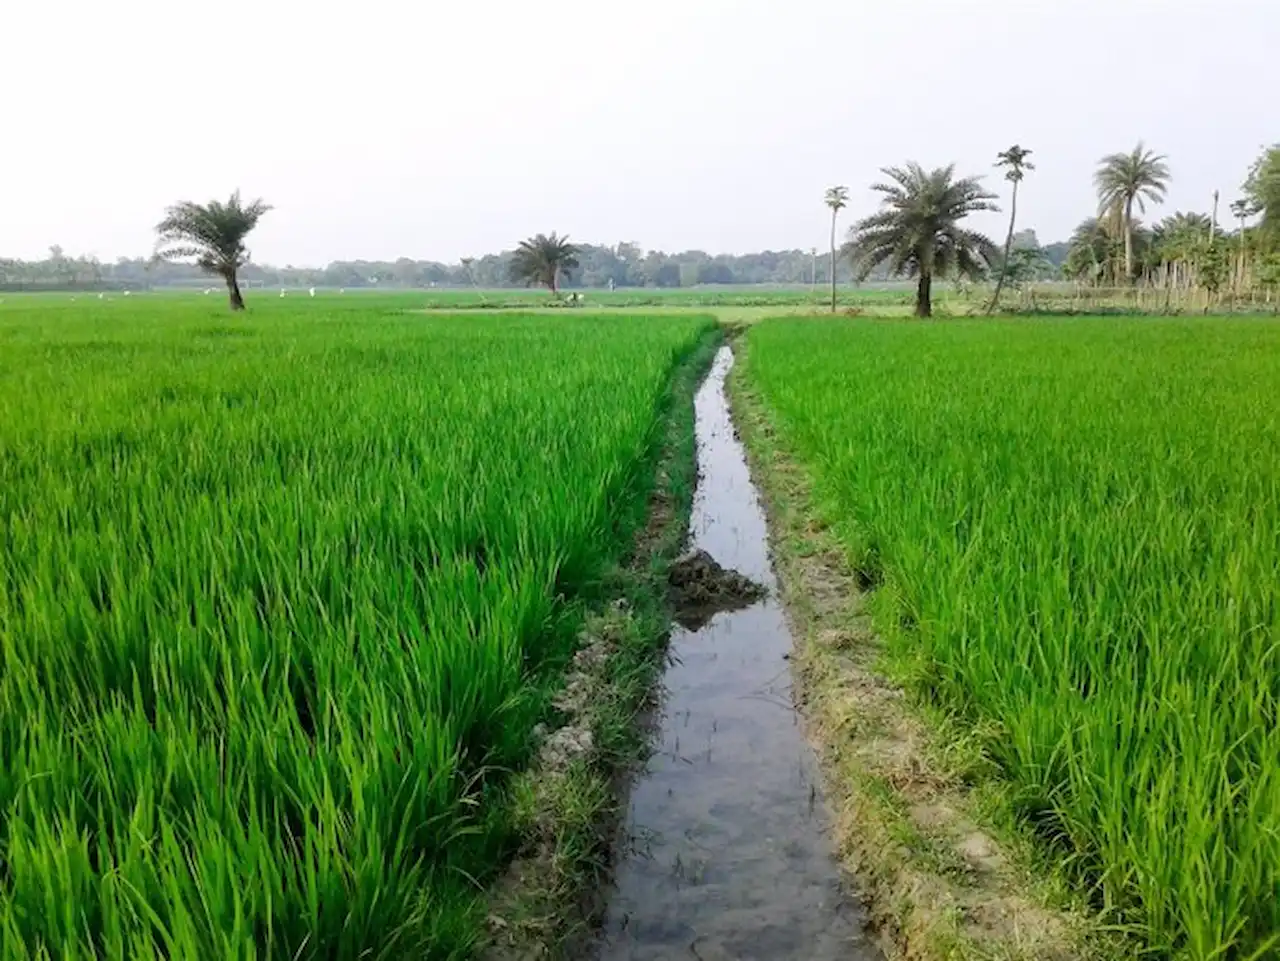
[596,347,879,961]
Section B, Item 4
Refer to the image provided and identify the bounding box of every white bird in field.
[124,290,131,296]
[98,293,105,300]
[309,287,316,297]
[280,288,286,297]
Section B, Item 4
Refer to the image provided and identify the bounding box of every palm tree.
[510,233,580,295]
[824,186,849,312]
[1149,211,1211,290]
[1155,211,1212,240]
[1094,143,1170,282]
[986,145,1034,313]
[845,163,998,318]
[1065,215,1161,285]
[1063,217,1114,282]
[1153,212,1211,264]
[155,191,271,310]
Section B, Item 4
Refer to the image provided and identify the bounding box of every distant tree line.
[4,235,1070,295]
[0,243,883,292]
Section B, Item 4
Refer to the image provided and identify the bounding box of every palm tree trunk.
[987,180,1019,313]
[1124,198,1135,282]
[915,271,933,318]
[829,210,838,313]
[1238,224,1248,297]
[225,272,245,311]
[548,271,557,296]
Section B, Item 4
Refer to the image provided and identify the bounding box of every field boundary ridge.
[481,326,722,959]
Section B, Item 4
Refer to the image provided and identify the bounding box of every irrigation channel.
[595,346,879,960]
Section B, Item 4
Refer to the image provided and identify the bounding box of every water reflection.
[596,348,879,961]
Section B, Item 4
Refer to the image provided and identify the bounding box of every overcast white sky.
[1,0,1273,266]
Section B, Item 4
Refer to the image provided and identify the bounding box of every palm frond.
[824,186,849,211]
[995,145,1035,182]
[845,162,997,287]
[510,233,580,290]
[1094,142,1170,215]
[154,191,271,278]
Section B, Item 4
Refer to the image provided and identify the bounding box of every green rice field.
[745,317,1280,960]
[0,298,712,958]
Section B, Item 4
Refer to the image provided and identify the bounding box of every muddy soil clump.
[668,549,767,629]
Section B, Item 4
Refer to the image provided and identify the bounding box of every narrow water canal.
[596,347,879,960]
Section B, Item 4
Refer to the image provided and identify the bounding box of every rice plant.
[745,316,1280,961]
[0,300,712,958]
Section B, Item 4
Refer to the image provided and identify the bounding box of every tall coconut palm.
[510,233,580,295]
[155,191,271,310]
[845,163,998,318]
[986,145,1034,313]
[1094,142,1170,282]
[824,186,849,312]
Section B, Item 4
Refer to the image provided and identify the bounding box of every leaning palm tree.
[155,191,271,310]
[845,163,999,318]
[1094,142,1170,282]
[510,233,580,295]
[986,144,1034,313]
[824,186,849,312]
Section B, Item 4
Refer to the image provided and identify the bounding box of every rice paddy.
[0,298,713,959]
[5,293,1278,961]
[744,316,1280,961]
